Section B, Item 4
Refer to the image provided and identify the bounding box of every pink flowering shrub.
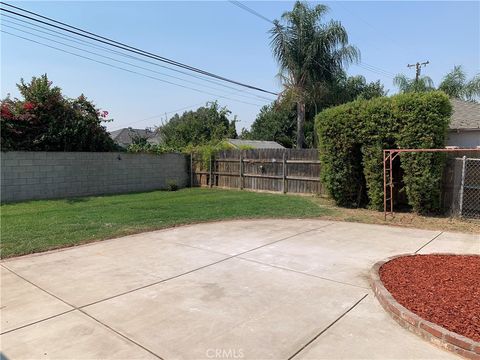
[1,74,117,151]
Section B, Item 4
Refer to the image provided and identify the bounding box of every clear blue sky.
[1,1,479,132]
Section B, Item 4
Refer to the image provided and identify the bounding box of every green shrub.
[128,140,253,171]
[184,140,248,169]
[159,101,237,149]
[126,143,177,154]
[316,91,451,213]
[166,180,178,191]
[185,141,227,168]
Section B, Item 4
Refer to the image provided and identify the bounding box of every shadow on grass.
[65,197,91,204]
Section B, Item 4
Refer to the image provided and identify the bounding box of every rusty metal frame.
[383,148,480,219]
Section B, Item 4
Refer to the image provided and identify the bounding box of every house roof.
[226,139,285,149]
[450,99,480,131]
[109,128,162,147]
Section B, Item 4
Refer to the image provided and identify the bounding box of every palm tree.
[393,74,435,93]
[438,65,480,102]
[270,1,359,148]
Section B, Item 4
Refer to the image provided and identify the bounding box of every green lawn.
[0,188,331,258]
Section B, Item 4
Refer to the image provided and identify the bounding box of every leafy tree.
[245,75,385,148]
[158,101,237,149]
[1,74,116,151]
[338,75,387,101]
[242,100,296,148]
[438,65,480,102]
[270,1,359,148]
[394,65,480,102]
[393,74,435,93]
[319,74,386,106]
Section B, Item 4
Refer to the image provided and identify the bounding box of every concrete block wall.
[1,152,189,203]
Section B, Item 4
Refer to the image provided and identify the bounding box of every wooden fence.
[190,149,323,194]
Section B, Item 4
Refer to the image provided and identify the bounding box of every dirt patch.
[380,254,480,342]
[312,196,480,234]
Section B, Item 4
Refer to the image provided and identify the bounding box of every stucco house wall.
[447,99,480,148]
[447,130,480,148]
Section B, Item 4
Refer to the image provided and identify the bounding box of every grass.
[1,188,477,259]
[0,188,331,258]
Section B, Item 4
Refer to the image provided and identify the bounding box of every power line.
[0,3,277,95]
[1,21,273,104]
[357,63,395,79]
[229,1,274,24]
[119,102,209,129]
[335,2,413,57]
[1,28,264,107]
[1,14,275,103]
[228,0,396,80]
[0,2,278,96]
[357,62,395,77]
[1,30,266,107]
[1,20,230,127]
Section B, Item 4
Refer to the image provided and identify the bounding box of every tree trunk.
[296,101,306,149]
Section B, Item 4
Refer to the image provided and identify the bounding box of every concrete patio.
[1,219,478,359]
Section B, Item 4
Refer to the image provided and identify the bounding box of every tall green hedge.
[315,91,452,213]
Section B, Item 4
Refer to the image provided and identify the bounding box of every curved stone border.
[370,254,480,360]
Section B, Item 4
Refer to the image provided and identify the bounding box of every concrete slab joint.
[1,220,476,359]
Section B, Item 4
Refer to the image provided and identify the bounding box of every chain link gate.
[459,157,480,219]
[383,148,480,219]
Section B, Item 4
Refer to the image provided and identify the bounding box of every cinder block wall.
[1,152,188,203]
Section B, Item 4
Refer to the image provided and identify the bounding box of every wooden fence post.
[239,152,244,190]
[282,152,287,194]
[190,153,193,188]
[209,155,213,188]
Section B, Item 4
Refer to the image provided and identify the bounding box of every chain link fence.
[447,156,480,219]
[460,158,480,219]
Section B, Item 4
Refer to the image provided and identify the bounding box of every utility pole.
[407,61,429,82]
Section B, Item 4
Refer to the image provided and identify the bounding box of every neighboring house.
[446,99,480,148]
[109,128,163,148]
[226,139,285,149]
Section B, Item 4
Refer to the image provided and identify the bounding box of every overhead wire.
[1,30,266,107]
[1,14,276,103]
[335,1,413,57]
[359,63,396,77]
[357,63,396,79]
[229,1,274,24]
[228,0,397,80]
[116,102,209,129]
[0,3,278,96]
[1,21,273,104]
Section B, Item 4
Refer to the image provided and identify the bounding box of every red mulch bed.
[380,254,480,342]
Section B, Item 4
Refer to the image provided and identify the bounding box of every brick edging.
[369,254,480,360]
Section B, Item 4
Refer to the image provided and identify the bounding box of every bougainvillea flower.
[1,104,13,119]
[23,102,35,111]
